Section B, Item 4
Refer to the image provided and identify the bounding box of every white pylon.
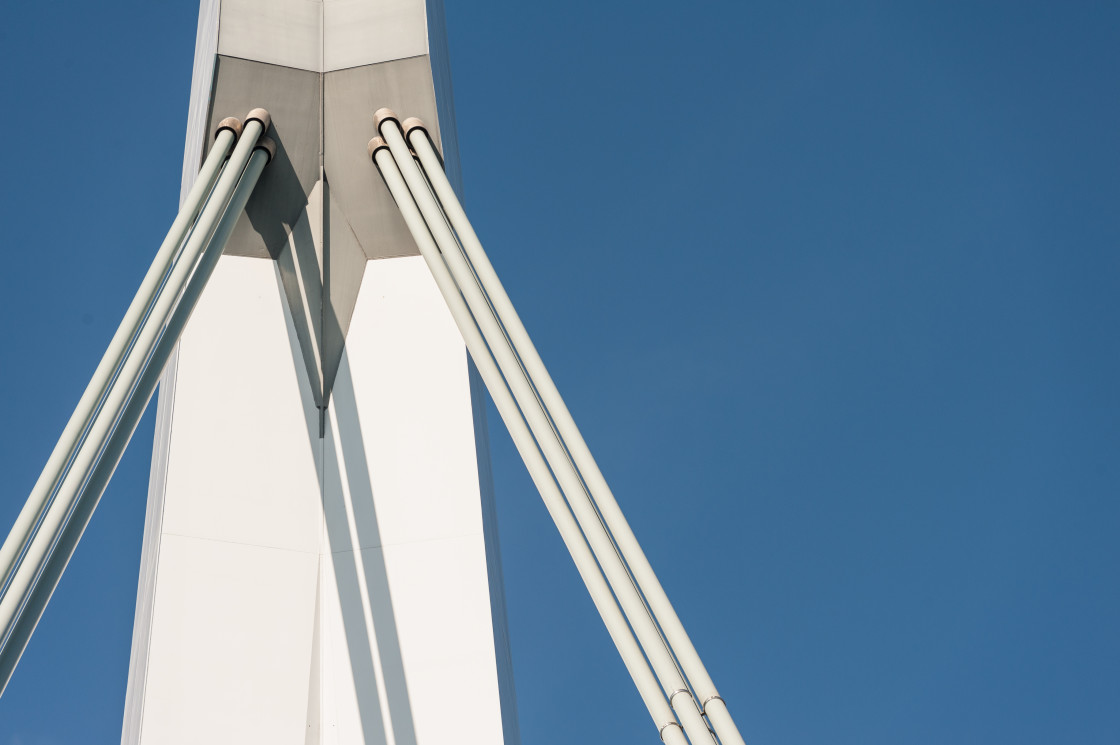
[119,2,520,743]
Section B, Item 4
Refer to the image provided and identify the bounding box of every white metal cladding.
[123,2,519,743]
[216,0,431,73]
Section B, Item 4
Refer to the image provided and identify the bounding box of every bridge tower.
[120,2,518,742]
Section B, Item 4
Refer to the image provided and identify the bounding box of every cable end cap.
[373,107,400,133]
[367,137,390,161]
[255,136,277,162]
[215,117,243,141]
[401,117,428,139]
[245,107,272,133]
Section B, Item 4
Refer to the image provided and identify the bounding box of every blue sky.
[1,1,1119,743]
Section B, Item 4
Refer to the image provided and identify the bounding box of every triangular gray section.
[276,178,369,413]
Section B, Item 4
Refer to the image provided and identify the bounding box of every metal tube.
[371,141,687,745]
[379,117,713,745]
[407,123,745,745]
[0,125,239,593]
[0,118,268,679]
[0,144,272,697]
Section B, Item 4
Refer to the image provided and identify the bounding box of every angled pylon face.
[122,3,519,743]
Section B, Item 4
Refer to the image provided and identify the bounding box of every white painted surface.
[217,0,433,73]
[156,259,324,555]
[316,258,507,744]
[322,258,487,552]
[138,535,321,743]
[324,0,429,72]
[124,255,514,742]
[218,0,323,72]
[125,257,322,742]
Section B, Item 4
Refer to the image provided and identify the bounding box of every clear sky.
[1,1,1118,743]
